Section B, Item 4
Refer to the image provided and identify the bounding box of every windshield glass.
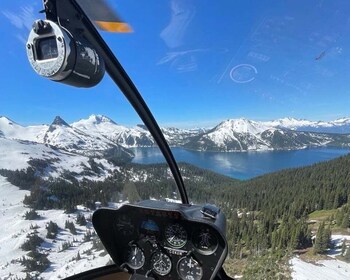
[1,0,350,279]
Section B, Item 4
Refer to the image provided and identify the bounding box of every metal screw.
[27,44,31,49]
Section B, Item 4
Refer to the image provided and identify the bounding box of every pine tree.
[341,239,347,256]
[344,246,350,262]
[314,222,329,254]
[46,221,59,239]
[76,214,87,226]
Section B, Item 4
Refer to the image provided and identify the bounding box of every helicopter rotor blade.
[76,0,132,33]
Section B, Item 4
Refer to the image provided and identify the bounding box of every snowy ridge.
[72,115,155,147]
[1,115,350,154]
[0,116,48,142]
[263,117,350,133]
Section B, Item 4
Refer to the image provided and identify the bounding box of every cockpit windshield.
[1,0,350,279]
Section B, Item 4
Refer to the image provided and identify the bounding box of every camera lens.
[36,37,58,60]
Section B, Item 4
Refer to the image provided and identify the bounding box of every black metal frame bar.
[41,0,189,204]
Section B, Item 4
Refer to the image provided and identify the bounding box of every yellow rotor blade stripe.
[95,21,133,33]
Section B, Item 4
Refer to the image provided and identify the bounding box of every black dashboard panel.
[92,200,228,280]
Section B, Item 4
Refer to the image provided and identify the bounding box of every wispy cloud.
[2,6,36,31]
[2,6,37,43]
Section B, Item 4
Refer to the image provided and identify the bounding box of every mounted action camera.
[26,19,105,88]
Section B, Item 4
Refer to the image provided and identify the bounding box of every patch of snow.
[291,256,350,280]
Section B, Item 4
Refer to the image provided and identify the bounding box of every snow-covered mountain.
[71,114,201,147]
[43,116,133,159]
[72,115,155,147]
[263,117,350,133]
[0,116,48,142]
[0,116,133,161]
[184,118,350,152]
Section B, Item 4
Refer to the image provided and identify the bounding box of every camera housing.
[26,19,105,88]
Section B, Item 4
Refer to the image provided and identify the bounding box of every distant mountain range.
[1,115,350,156]
[263,117,350,134]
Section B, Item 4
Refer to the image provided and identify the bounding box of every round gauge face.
[126,245,145,270]
[151,251,172,276]
[165,224,188,248]
[177,256,203,280]
[192,226,218,255]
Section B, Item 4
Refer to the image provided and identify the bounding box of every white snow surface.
[291,234,350,280]
[291,257,350,280]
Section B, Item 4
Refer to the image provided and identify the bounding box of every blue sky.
[1,0,350,128]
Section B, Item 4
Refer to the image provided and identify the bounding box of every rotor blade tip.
[95,21,133,33]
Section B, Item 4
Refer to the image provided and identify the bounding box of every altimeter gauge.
[151,251,172,276]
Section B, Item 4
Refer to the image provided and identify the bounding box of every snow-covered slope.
[0,137,118,180]
[291,257,350,280]
[0,176,112,280]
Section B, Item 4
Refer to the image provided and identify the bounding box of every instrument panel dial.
[193,226,218,255]
[177,256,203,280]
[126,244,145,270]
[151,251,172,276]
[165,223,188,248]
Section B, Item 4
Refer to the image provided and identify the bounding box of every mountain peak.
[51,116,69,127]
[87,114,117,125]
[215,118,268,134]
[0,116,17,126]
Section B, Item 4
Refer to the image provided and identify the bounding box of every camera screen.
[36,37,58,60]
